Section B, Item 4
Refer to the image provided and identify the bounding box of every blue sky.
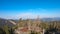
[0,0,60,19]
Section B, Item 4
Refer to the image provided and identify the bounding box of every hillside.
[0,18,17,27]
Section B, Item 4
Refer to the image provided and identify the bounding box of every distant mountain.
[0,18,17,27]
[0,17,60,27]
[53,17,60,21]
[41,17,60,22]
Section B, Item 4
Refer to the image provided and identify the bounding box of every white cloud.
[16,12,38,19]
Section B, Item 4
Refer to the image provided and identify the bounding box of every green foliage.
[0,25,14,34]
[30,31,41,34]
[9,28,14,34]
[0,27,6,34]
[3,25,10,34]
[39,23,49,29]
